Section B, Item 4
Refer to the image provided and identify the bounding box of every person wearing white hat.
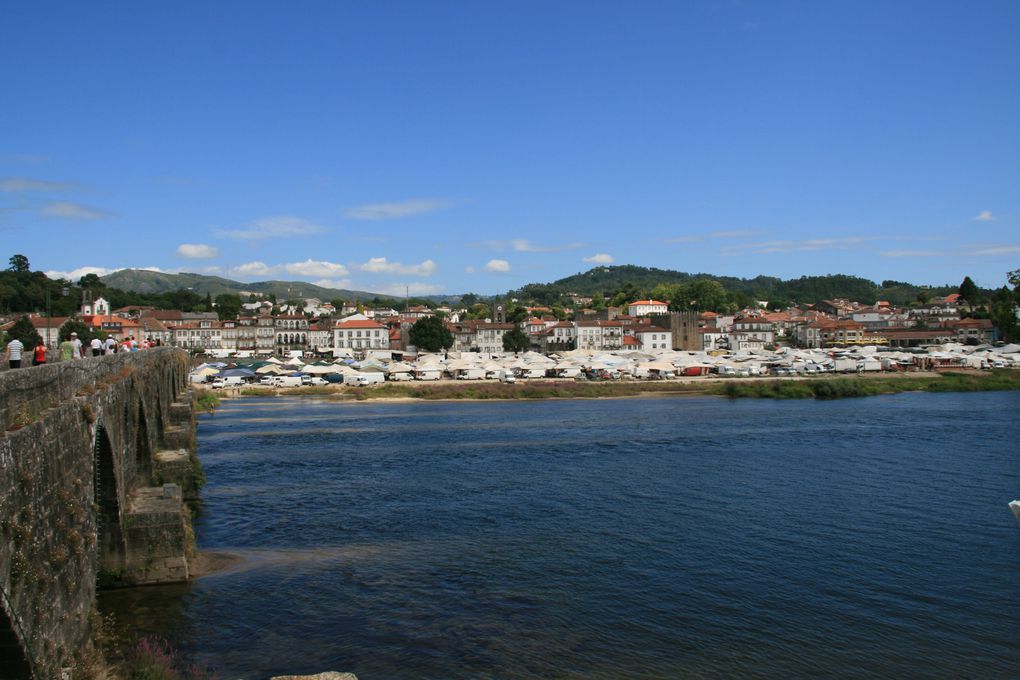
[70,332,84,359]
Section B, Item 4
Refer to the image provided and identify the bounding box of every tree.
[8,254,30,273]
[6,315,42,348]
[465,303,491,320]
[1008,269,1020,290]
[214,293,242,321]
[502,326,531,353]
[507,305,529,324]
[958,276,980,310]
[408,316,453,352]
[59,319,94,343]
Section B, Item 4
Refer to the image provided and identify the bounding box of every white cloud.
[176,243,220,259]
[228,261,276,277]
[967,245,1020,256]
[227,259,350,280]
[722,237,874,254]
[709,229,762,239]
[485,239,584,253]
[485,259,511,273]
[879,250,942,258]
[44,265,119,280]
[583,253,615,264]
[40,201,111,220]
[357,257,437,276]
[666,229,762,244]
[1,177,81,192]
[312,278,354,290]
[464,265,476,274]
[345,199,448,220]
[376,282,447,296]
[972,210,996,222]
[283,259,350,278]
[0,154,49,165]
[217,215,324,240]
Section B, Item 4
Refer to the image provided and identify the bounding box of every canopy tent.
[302,363,342,375]
[219,367,256,378]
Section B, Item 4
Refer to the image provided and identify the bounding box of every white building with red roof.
[627,299,669,316]
[334,314,390,351]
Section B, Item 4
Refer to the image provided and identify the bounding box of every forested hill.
[100,269,381,302]
[511,266,959,307]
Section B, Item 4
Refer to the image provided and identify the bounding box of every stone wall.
[0,348,194,678]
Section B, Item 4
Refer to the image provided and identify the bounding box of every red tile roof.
[335,319,386,330]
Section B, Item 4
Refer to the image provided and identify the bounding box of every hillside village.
[3,287,1012,358]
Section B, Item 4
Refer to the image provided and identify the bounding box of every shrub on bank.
[122,636,214,680]
[192,391,219,413]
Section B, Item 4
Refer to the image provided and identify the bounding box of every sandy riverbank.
[196,369,1020,404]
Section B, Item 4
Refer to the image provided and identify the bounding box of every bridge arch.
[93,423,126,577]
[0,600,33,680]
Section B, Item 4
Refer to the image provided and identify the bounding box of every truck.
[211,376,246,389]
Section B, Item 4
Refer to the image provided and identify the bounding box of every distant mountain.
[100,269,428,302]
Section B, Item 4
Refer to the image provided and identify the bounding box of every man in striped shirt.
[4,337,24,369]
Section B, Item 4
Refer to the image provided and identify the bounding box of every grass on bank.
[329,380,708,401]
[326,370,1020,401]
[192,391,219,413]
[713,369,1020,400]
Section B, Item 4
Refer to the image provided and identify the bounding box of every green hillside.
[101,269,388,302]
[511,265,960,307]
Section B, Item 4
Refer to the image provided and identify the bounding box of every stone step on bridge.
[0,348,200,679]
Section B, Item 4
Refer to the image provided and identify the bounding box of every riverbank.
[198,369,1020,403]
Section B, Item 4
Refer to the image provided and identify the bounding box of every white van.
[355,373,385,386]
[272,376,303,388]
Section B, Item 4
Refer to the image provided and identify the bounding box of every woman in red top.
[32,341,46,366]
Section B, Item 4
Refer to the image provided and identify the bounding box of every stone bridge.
[0,348,199,679]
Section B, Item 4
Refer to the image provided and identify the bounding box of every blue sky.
[2,1,1018,295]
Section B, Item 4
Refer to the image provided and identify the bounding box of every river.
[100,392,1020,679]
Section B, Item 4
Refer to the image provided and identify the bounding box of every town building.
[334,315,390,352]
[628,299,669,316]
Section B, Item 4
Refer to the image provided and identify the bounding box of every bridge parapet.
[0,348,197,678]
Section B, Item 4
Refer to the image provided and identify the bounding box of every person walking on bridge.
[32,340,46,366]
[62,331,84,360]
[4,336,24,369]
